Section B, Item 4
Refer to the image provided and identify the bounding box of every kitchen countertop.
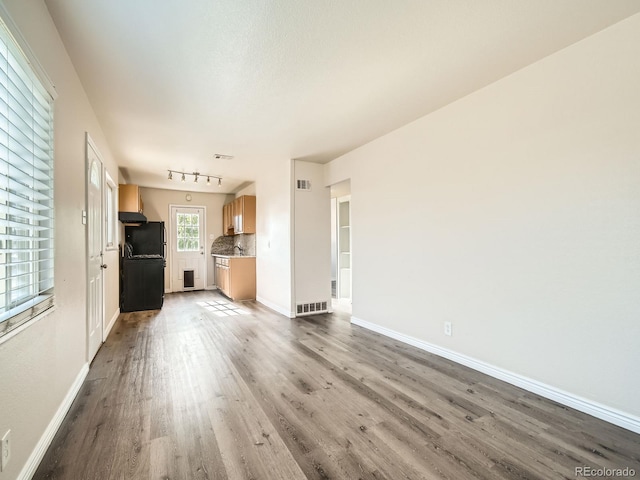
[211,253,256,258]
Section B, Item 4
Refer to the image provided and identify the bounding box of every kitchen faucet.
[234,244,244,254]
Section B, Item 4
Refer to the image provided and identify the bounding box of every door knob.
[100,264,108,269]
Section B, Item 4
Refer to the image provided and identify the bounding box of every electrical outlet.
[1,430,10,471]
[444,321,452,336]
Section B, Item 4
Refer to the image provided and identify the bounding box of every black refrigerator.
[121,221,166,312]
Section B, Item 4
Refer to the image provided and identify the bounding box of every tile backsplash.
[210,233,255,256]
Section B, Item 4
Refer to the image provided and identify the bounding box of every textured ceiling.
[45,0,640,193]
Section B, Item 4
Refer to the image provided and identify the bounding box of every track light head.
[181,173,185,182]
[206,176,211,186]
[218,178,222,187]
[168,171,173,180]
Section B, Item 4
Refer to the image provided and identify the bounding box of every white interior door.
[170,206,206,291]
[86,137,104,362]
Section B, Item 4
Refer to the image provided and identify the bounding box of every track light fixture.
[167,170,223,187]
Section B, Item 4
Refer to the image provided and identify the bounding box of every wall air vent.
[296,301,329,316]
[296,179,312,191]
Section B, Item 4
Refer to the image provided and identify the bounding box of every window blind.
[0,18,54,338]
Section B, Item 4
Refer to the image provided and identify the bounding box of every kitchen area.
[118,184,257,311]
[210,195,257,301]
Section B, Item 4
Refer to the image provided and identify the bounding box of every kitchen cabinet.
[214,255,256,300]
[119,184,144,213]
[223,202,234,236]
[234,195,256,234]
[222,195,256,235]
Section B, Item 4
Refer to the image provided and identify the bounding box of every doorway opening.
[330,180,351,313]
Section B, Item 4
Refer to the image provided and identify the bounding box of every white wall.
[235,182,256,197]
[326,14,640,423]
[0,1,120,478]
[255,159,294,316]
[293,161,331,308]
[140,187,231,290]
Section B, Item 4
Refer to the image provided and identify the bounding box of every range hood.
[118,211,148,224]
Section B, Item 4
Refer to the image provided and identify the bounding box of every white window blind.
[0,18,54,339]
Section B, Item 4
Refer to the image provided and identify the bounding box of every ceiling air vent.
[296,179,311,191]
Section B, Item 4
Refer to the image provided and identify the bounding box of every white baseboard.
[104,308,119,339]
[351,316,640,435]
[18,363,90,480]
[257,296,295,318]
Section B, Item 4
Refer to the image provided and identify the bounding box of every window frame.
[0,6,56,343]
[104,171,117,251]
[176,212,201,252]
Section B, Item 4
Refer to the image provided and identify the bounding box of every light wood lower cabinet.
[214,256,256,300]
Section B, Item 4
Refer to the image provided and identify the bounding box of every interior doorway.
[330,180,351,313]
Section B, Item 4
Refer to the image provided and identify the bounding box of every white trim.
[17,363,89,480]
[351,316,640,435]
[0,1,57,99]
[0,305,56,346]
[257,296,295,318]
[104,308,119,339]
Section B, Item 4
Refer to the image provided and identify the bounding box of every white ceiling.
[44,0,640,193]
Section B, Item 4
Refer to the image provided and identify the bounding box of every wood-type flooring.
[33,291,640,479]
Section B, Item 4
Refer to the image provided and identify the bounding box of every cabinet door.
[240,196,255,234]
[233,197,243,233]
[226,203,232,235]
[119,184,141,213]
[222,204,228,236]
[222,266,230,296]
[227,257,256,300]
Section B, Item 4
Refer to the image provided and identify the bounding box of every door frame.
[85,133,105,362]
[167,203,207,292]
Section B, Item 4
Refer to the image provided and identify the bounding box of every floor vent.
[296,301,328,316]
[296,179,311,191]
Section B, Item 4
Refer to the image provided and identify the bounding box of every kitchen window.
[0,11,56,340]
[176,212,200,252]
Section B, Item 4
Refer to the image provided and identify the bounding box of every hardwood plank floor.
[33,291,640,479]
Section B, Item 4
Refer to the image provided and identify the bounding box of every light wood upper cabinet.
[223,202,234,236]
[119,184,143,213]
[223,195,255,235]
